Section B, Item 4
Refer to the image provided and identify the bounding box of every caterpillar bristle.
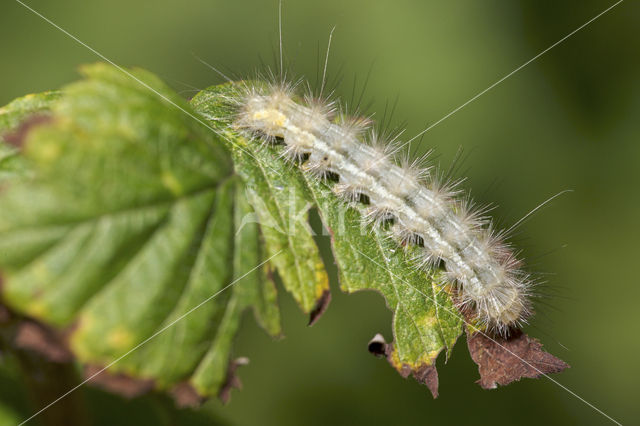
[233,78,534,336]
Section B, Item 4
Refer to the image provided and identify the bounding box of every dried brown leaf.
[467,329,569,389]
[218,357,250,404]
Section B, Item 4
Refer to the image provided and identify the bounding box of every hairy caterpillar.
[221,78,533,336]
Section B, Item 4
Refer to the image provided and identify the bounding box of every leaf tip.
[218,357,250,404]
[170,382,206,408]
[367,333,440,398]
[308,289,331,326]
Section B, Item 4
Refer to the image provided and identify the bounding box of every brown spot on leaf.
[367,333,439,398]
[170,382,206,408]
[308,289,331,326]
[218,357,249,404]
[2,115,52,148]
[84,365,155,398]
[413,364,439,398]
[0,302,156,412]
[2,316,90,425]
[467,329,569,389]
[14,320,73,363]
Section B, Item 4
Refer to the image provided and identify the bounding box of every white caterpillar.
[230,81,532,335]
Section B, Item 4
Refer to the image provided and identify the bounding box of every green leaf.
[191,184,280,395]
[191,83,464,390]
[304,178,463,364]
[0,64,280,399]
[191,86,329,315]
[0,64,463,401]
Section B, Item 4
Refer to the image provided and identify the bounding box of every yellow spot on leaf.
[315,264,329,299]
[28,300,49,318]
[390,347,439,370]
[107,327,135,351]
[419,314,438,329]
[161,171,183,196]
[37,141,61,162]
[70,314,95,359]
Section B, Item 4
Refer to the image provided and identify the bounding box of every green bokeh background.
[1,0,638,424]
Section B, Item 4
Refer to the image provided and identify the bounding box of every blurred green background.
[1,0,638,424]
